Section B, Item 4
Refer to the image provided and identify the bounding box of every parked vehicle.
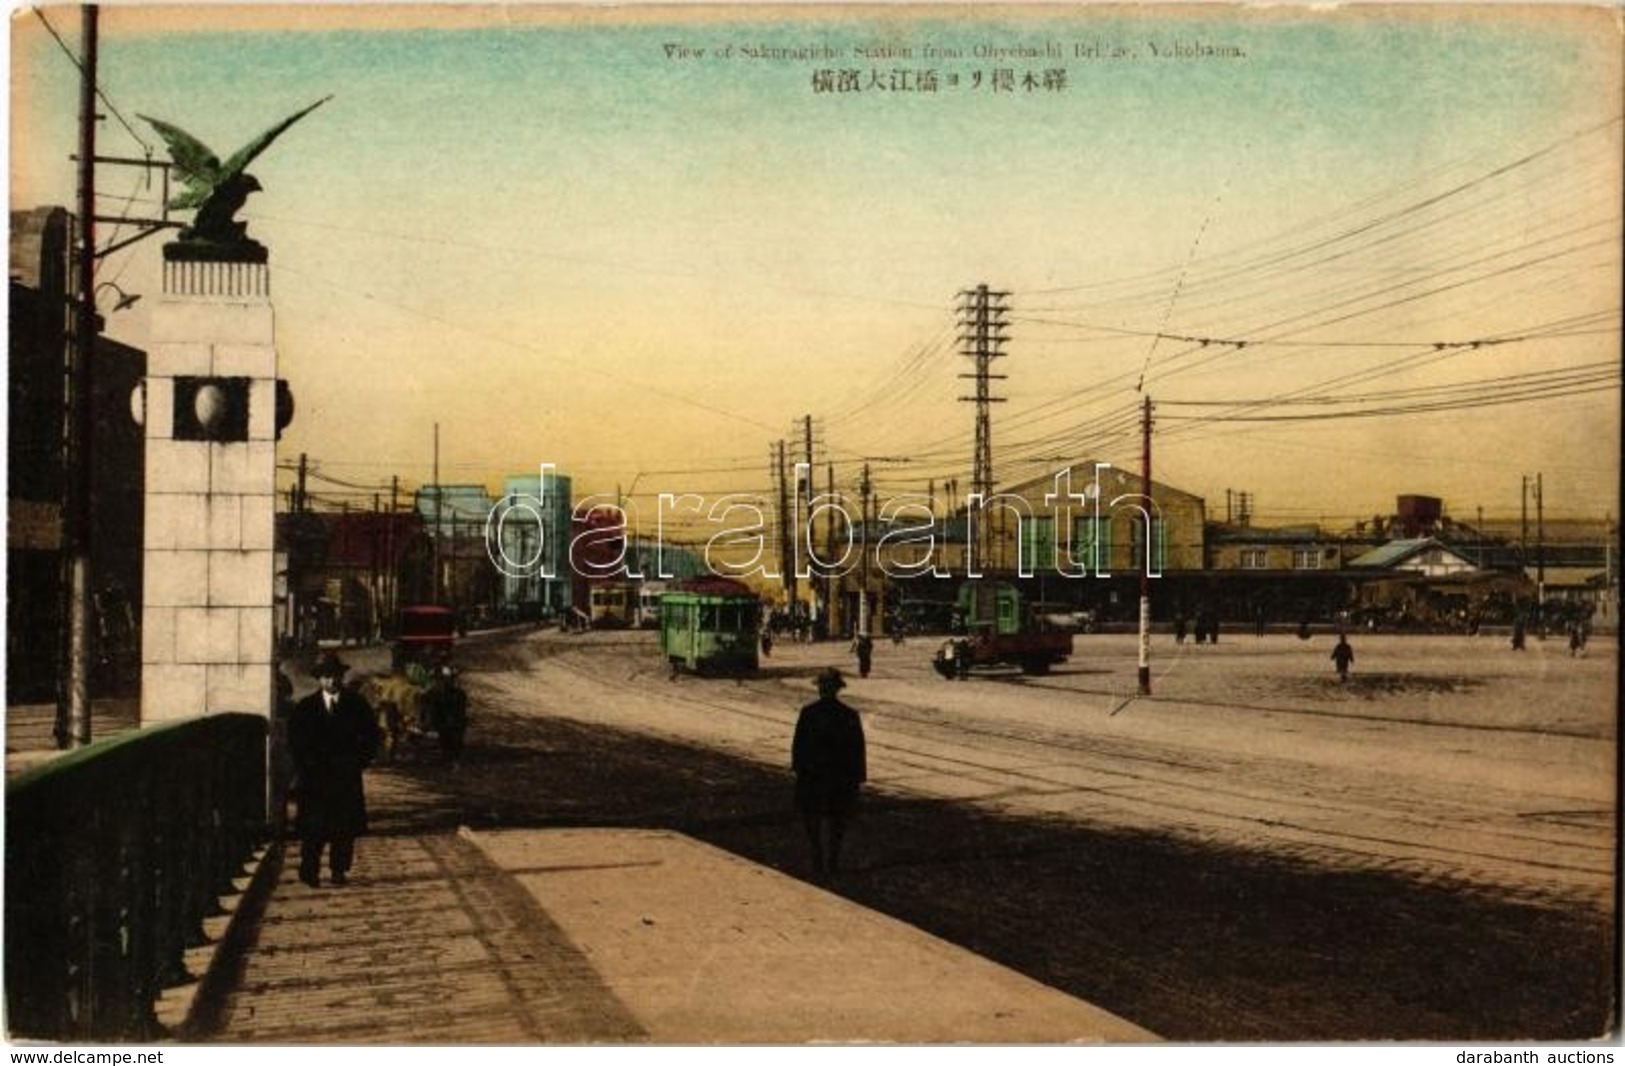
[659,577,761,676]
[932,581,1072,677]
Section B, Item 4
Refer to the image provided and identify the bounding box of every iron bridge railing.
[5,713,267,1040]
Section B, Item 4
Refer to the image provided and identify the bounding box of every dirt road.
[381,626,1617,1041]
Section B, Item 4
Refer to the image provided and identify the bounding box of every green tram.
[658,577,761,675]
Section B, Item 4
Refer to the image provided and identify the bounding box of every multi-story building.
[493,470,573,620]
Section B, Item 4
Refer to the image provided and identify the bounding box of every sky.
[10,3,1622,534]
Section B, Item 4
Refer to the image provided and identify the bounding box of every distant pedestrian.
[792,667,867,877]
[426,665,469,763]
[760,626,773,658]
[289,652,380,888]
[1511,616,1527,651]
[1331,634,1355,682]
[853,632,874,679]
[1254,606,1267,638]
[1568,620,1587,658]
[1174,613,1187,645]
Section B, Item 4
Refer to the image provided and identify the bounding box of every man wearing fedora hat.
[792,667,867,877]
[289,651,379,887]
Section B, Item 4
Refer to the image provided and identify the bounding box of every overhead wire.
[29,6,154,153]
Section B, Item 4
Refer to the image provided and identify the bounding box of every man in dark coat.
[853,632,874,678]
[792,667,867,877]
[425,664,469,763]
[1330,634,1355,682]
[289,652,379,887]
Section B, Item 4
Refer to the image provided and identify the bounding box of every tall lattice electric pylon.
[957,284,1009,572]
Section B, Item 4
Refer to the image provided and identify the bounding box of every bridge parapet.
[5,713,266,1041]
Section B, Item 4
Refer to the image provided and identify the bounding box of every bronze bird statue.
[139,96,332,250]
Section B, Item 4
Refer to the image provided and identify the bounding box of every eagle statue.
[139,96,332,256]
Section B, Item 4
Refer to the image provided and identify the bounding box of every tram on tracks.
[658,576,761,675]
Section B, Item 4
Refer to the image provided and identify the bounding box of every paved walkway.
[187,775,1154,1044]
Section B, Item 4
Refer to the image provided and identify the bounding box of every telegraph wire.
[1130,237,1615,399]
[30,6,153,153]
[1158,381,1617,423]
[1007,313,1619,355]
[1021,114,1621,303]
[1021,116,1621,316]
[1160,360,1620,407]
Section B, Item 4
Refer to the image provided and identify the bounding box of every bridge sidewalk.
[181,774,1153,1044]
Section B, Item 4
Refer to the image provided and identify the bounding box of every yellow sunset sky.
[11,3,1621,531]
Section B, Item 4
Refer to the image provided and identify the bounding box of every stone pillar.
[140,257,279,724]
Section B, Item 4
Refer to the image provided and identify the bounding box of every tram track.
[473,636,1614,907]
[438,629,1616,1040]
[1012,672,1613,740]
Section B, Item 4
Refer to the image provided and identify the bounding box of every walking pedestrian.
[1511,615,1527,651]
[853,631,874,679]
[1174,613,1187,645]
[426,664,469,763]
[289,652,380,887]
[1330,633,1355,682]
[1568,619,1587,658]
[792,667,867,877]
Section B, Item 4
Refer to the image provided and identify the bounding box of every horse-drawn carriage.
[366,605,468,761]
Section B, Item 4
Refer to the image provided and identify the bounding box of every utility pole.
[371,492,382,640]
[957,284,1008,574]
[775,440,793,612]
[803,415,818,631]
[826,462,836,639]
[289,451,309,651]
[433,423,443,603]
[859,462,872,636]
[338,501,350,645]
[1138,395,1153,697]
[1536,472,1545,609]
[60,4,100,748]
[387,475,399,625]
[1521,476,1530,577]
